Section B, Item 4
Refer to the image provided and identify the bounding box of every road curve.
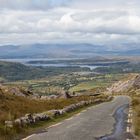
[24,96,130,140]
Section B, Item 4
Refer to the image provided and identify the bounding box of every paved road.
[24,96,130,140]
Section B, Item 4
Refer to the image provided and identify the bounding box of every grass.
[0,90,109,139]
[4,74,126,96]
[1,96,111,140]
[0,73,126,139]
[0,93,99,123]
[131,96,140,138]
[70,80,110,92]
[69,74,126,92]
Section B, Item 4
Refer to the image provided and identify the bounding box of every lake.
[0,58,100,70]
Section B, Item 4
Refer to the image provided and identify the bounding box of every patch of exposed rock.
[0,84,39,99]
[107,74,140,94]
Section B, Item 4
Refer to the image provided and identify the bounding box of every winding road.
[24,96,131,140]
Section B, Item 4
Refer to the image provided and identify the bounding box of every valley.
[0,57,140,140]
[1,0,140,140]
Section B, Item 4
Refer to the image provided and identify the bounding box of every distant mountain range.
[0,43,140,59]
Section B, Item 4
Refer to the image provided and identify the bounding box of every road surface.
[24,96,130,140]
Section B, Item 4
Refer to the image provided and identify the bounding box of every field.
[3,74,126,96]
[69,74,126,92]
[70,80,109,92]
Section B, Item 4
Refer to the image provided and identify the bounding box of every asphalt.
[24,96,131,140]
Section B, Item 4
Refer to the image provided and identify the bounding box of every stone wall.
[5,98,106,128]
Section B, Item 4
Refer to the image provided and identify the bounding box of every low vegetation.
[0,90,109,139]
[69,74,126,92]
[0,59,140,139]
[132,96,140,137]
[94,63,140,74]
[0,61,89,81]
[0,94,99,123]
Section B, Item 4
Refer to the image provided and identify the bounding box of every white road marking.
[75,113,81,116]
[126,127,131,132]
[23,109,87,139]
[127,119,130,123]
[126,108,135,140]
[22,134,36,140]
[48,122,63,129]
[128,113,132,117]
[127,118,132,123]
[66,117,74,121]
[129,109,132,113]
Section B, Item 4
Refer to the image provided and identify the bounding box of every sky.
[0,0,140,49]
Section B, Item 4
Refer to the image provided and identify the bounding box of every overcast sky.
[0,0,140,48]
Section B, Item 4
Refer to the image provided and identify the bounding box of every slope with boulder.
[107,74,140,94]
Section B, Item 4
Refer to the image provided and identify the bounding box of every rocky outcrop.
[0,85,72,100]
[0,85,36,97]
[107,74,140,94]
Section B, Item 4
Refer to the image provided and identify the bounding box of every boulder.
[63,91,72,99]
[33,113,50,121]
[62,104,76,113]
[14,119,21,126]
[20,117,30,126]
[47,110,61,117]
[59,109,66,115]
[94,99,102,103]
[5,121,13,128]
[25,114,34,123]
[32,114,40,122]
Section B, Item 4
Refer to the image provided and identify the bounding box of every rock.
[47,95,58,100]
[133,75,140,88]
[63,91,72,99]
[63,106,72,113]
[80,101,86,106]
[47,110,61,117]
[40,96,48,100]
[20,117,30,126]
[59,109,66,115]
[107,74,140,94]
[40,113,50,121]
[14,119,21,126]
[32,114,40,122]
[75,102,81,107]
[25,114,34,123]
[32,113,50,121]
[63,104,77,113]
[5,121,13,128]
[8,87,26,97]
[94,99,102,103]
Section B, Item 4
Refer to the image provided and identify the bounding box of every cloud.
[0,0,70,10]
[1,9,140,34]
[0,0,140,47]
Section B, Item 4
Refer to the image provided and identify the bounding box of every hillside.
[0,61,44,81]
[0,61,89,81]
[107,74,140,94]
[0,44,140,59]
[0,84,35,97]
